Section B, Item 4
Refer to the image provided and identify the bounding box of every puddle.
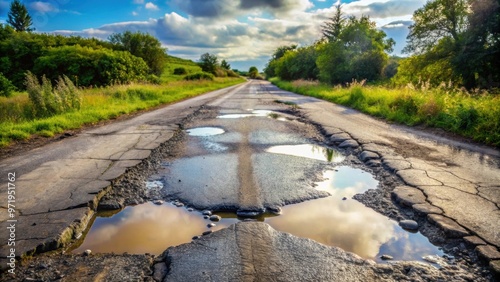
[186,127,225,136]
[217,110,274,119]
[266,144,345,163]
[73,202,208,255]
[75,167,443,265]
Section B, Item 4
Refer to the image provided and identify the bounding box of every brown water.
[73,166,443,264]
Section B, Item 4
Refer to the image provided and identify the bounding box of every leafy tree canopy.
[109,31,167,75]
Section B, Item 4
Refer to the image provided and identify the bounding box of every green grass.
[0,76,244,148]
[270,78,500,147]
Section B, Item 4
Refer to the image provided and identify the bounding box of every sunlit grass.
[0,77,244,148]
[271,78,500,147]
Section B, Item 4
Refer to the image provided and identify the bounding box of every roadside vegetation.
[0,1,244,148]
[265,1,500,147]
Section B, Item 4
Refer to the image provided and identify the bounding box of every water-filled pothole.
[186,127,225,136]
[74,167,443,265]
[266,144,345,162]
[217,110,274,119]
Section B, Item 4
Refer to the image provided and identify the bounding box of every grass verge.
[0,77,245,148]
[270,78,500,147]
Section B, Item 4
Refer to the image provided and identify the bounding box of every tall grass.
[0,77,244,148]
[271,78,500,147]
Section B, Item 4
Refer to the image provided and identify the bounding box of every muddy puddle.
[74,166,443,264]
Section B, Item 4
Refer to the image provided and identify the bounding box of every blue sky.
[0,0,425,71]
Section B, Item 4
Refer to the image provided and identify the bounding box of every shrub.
[184,72,214,81]
[173,67,187,75]
[25,71,81,117]
[226,69,239,77]
[0,73,16,97]
[33,45,148,87]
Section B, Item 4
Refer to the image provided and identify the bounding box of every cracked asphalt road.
[1,80,499,280]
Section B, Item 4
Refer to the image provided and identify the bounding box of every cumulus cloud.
[145,2,159,10]
[51,0,422,69]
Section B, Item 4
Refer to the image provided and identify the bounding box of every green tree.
[455,0,500,88]
[198,53,219,74]
[404,0,469,54]
[264,44,297,77]
[7,0,34,32]
[221,59,231,70]
[248,66,259,79]
[109,31,167,75]
[321,4,345,42]
[317,15,394,84]
[273,46,319,81]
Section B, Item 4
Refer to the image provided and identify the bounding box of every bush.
[0,73,16,97]
[25,71,81,117]
[173,67,187,75]
[226,69,239,77]
[33,45,148,87]
[184,72,214,81]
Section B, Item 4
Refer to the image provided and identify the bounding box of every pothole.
[217,110,275,119]
[266,144,345,162]
[186,127,225,136]
[73,166,444,266]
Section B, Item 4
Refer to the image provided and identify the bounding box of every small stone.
[178,179,181,182]
[192,235,201,240]
[267,206,282,215]
[209,215,221,222]
[202,210,212,216]
[175,202,184,207]
[38,263,49,269]
[203,215,209,219]
[342,197,347,200]
[187,208,194,212]
[380,254,393,260]
[399,219,419,230]
[207,223,216,228]
[202,230,213,236]
[83,249,92,256]
[339,139,359,148]
[153,200,164,205]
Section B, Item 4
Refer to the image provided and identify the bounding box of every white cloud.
[30,1,58,13]
[49,0,423,69]
[132,11,138,16]
[133,0,144,4]
[145,2,159,10]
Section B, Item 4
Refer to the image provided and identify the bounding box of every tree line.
[266,1,500,90]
